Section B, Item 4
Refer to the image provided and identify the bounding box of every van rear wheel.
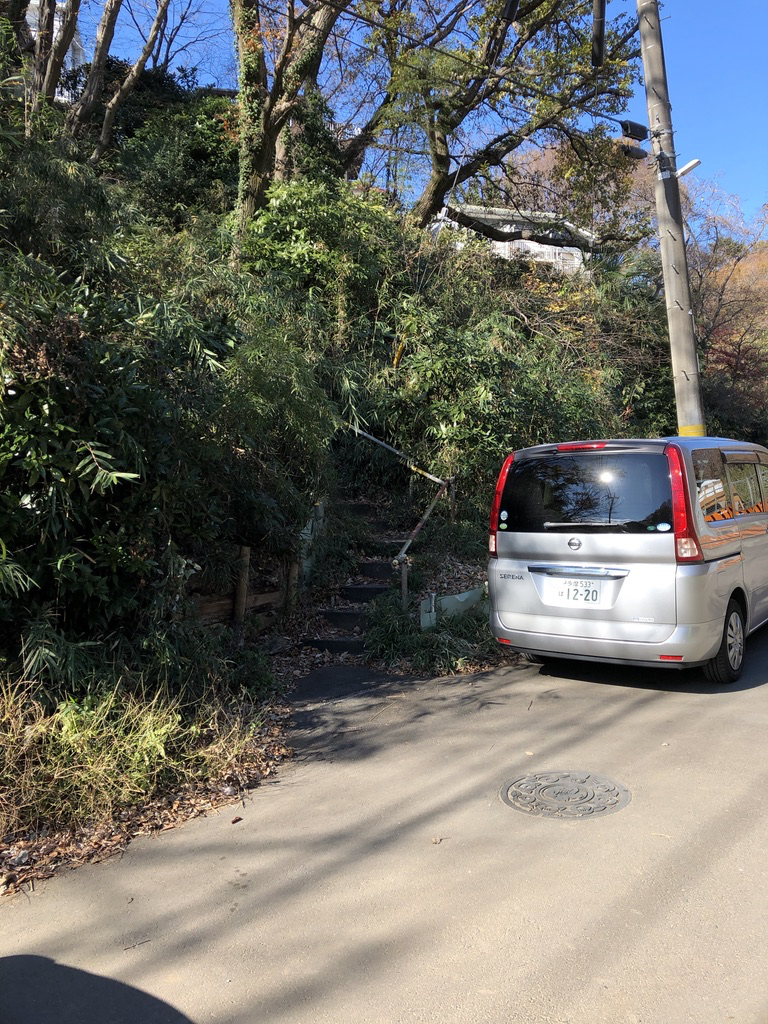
[704,599,745,685]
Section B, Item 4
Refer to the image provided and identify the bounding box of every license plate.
[542,577,603,607]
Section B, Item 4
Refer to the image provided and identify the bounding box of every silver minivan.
[488,437,768,683]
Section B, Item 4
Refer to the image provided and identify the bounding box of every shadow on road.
[0,955,195,1024]
[535,622,768,695]
[9,639,768,1024]
[288,664,412,703]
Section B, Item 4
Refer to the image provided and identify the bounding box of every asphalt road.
[4,634,768,1024]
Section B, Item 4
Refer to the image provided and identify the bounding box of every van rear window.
[498,453,672,533]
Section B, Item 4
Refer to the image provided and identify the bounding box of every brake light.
[556,441,608,451]
[489,453,515,556]
[665,443,702,563]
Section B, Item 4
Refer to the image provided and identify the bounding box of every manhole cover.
[499,771,631,819]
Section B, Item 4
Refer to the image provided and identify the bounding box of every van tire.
[704,599,745,685]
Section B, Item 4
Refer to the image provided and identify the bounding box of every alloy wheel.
[727,610,744,671]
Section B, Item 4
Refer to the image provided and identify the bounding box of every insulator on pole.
[619,119,649,141]
[501,0,519,23]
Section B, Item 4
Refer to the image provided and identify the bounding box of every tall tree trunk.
[229,0,349,261]
[411,171,452,227]
[0,0,33,65]
[26,0,82,116]
[89,0,173,163]
[273,123,292,181]
[31,0,55,100]
[40,0,82,103]
[230,0,271,260]
[411,114,451,226]
[238,127,279,220]
[65,0,123,134]
[337,98,390,180]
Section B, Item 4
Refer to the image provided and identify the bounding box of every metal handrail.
[347,423,456,608]
[392,480,453,609]
[347,424,446,485]
[392,480,450,567]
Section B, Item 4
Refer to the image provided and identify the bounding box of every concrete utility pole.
[636,0,706,436]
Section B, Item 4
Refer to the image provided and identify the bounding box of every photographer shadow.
[0,955,194,1024]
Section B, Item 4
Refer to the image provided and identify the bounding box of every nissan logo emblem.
[568,538,582,550]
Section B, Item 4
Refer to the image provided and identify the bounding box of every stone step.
[339,500,377,517]
[360,539,411,560]
[340,583,390,603]
[303,636,366,655]
[358,560,397,581]
[365,517,393,533]
[322,608,369,629]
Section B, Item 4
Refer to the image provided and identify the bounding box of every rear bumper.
[489,612,723,667]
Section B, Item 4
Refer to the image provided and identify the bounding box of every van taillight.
[489,453,515,556]
[665,443,703,563]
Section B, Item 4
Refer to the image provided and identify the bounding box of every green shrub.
[118,96,239,224]
[0,236,335,668]
[365,592,497,675]
[242,178,404,303]
[0,128,111,259]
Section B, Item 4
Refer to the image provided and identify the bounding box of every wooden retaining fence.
[190,502,326,628]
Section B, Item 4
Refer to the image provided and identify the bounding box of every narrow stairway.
[303,499,406,655]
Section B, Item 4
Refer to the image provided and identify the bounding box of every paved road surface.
[4,635,768,1024]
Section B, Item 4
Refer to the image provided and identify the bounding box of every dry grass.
[0,676,292,890]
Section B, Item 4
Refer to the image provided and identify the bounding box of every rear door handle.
[528,565,629,581]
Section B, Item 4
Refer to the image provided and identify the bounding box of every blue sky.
[620,1,767,218]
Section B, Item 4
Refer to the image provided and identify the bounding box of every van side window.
[692,449,734,521]
[760,465,768,511]
[727,462,763,515]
